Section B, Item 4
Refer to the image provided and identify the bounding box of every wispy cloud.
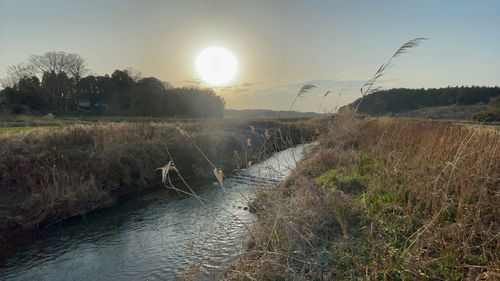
[211,82,258,93]
[243,78,364,98]
[222,77,404,112]
[181,75,402,112]
[181,78,202,86]
[234,88,251,93]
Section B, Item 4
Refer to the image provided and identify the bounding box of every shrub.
[473,107,500,122]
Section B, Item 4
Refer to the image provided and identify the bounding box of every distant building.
[77,101,107,111]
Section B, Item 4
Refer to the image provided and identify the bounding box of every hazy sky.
[1,0,499,112]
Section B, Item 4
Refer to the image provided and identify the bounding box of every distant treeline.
[0,52,225,118]
[343,86,500,115]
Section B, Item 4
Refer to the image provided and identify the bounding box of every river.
[0,144,311,280]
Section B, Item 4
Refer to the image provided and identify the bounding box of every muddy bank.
[0,118,322,259]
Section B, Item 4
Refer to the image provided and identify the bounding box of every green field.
[0,125,61,133]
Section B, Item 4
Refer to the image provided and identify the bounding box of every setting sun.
[195,47,237,86]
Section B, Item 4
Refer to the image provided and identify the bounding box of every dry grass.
[226,117,499,280]
[356,118,499,279]
[0,118,321,259]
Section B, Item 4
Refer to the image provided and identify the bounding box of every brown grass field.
[226,116,499,280]
[0,118,321,259]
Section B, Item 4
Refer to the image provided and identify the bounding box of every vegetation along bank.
[227,116,499,280]
[0,118,322,259]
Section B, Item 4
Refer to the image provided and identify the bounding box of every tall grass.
[357,119,499,279]
[226,117,499,280]
[0,119,320,259]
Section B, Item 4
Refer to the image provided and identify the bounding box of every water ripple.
[0,144,311,280]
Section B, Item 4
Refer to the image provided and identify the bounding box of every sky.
[1,0,499,112]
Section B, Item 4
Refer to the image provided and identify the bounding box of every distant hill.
[341,86,500,117]
[224,109,322,119]
[395,104,489,120]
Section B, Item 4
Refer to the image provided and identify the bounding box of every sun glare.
[195,47,237,86]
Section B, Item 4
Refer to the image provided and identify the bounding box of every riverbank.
[0,144,309,280]
[227,117,499,280]
[0,118,322,259]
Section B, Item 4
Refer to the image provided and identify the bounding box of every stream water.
[0,144,311,280]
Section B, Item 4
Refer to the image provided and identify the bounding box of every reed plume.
[318,90,331,113]
[155,160,177,186]
[213,168,225,192]
[289,84,316,111]
[360,38,427,98]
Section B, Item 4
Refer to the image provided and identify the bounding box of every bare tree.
[28,51,87,80]
[6,63,37,81]
[65,53,88,81]
[0,77,16,88]
[29,51,67,74]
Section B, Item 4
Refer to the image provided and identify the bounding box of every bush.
[473,107,500,122]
